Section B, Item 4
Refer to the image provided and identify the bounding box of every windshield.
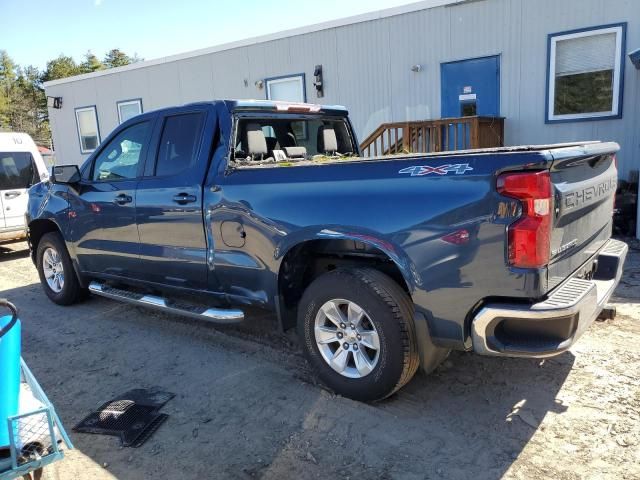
[233,116,357,163]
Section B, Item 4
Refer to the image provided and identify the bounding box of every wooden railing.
[359,116,505,157]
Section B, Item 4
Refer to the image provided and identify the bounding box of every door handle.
[114,194,133,205]
[172,193,197,205]
[4,191,21,199]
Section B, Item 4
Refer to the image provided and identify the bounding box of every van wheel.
[298,268,419,402]
[36,232,84,305]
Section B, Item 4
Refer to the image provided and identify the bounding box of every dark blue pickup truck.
[26,100,627,401]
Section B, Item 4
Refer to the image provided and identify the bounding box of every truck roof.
[176,99,348,116]
[224,100,348,115]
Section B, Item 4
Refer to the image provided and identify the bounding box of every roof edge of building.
[43,0,469,88]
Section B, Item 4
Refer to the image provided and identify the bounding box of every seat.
[245,123,268,160]
[317,126,338,155]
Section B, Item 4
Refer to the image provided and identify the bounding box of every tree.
[0,50,17,128]
[80,51,105,73]
[103,49,133,69]
[42,55,81,82]
[0,51,49,144]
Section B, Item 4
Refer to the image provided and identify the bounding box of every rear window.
[0,152,38,190]
[233,116,356,162]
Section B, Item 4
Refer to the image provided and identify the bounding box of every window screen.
[75,106,100,153]
[548,25,625,121]
[0,152,37,190]
[155,113,205,177]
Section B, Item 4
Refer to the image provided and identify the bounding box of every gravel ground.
[0,240,638,480]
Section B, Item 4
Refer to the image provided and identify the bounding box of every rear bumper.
[471,238,628,358]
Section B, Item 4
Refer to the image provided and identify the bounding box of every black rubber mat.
[74,388,174,447]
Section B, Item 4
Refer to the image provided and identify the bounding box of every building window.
[265,74,307,138]
[75,106,100,153]
[265,74,306,103]
[547,24,626,122]
[117,99,143,124]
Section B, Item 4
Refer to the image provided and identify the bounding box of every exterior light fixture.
[313,65,324,98]
[47,96,63,109]
[255,80,264,89]
[411,64,424,73]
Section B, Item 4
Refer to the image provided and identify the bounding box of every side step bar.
[88,281,244,324]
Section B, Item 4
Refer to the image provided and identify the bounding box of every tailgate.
[547,142,619,290]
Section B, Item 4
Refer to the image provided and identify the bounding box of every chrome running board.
[88,281,244,324]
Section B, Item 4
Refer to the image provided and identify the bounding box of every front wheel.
[36,232,84,305]
[298,268,419,401]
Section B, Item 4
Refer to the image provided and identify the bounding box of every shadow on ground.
[0,243,30,262]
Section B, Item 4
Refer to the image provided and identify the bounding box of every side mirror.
[52,165,81,184]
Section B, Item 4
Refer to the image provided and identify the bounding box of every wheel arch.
[275,230,416,330]
[28,218,62,263]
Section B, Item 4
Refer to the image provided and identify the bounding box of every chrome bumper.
[472,239,628,358]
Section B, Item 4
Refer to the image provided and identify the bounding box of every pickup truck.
[26,100,628,401]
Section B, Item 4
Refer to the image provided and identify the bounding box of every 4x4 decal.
[399,163,473,177]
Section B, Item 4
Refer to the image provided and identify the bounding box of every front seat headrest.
[246,123,268,158]
[317,126,338,154]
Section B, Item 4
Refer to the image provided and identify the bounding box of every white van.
[0,133,49,243]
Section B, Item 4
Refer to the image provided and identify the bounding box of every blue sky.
[3,0,418,71]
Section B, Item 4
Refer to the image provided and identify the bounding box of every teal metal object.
[0,300,20,449]
[0,301,73,479]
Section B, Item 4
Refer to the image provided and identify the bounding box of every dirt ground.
[1,240,639,480]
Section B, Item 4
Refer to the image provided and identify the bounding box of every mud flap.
[413,311,450,374]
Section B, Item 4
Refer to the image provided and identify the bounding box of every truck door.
[70,119,153,277]
[134,108,212,290]
[0,152,39,230]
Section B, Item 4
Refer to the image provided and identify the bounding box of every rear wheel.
[298,268,419,401]
[36,232,84,305]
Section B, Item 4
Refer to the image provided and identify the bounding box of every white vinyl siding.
[75,106,100,153]
[547,25,625,121]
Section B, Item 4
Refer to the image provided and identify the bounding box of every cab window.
[92,121,150,181]
[155,112,205,177]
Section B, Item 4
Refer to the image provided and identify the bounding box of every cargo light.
[497,170,552,269]
[275,103,321,113]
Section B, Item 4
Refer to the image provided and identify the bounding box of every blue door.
[440,55,500,149]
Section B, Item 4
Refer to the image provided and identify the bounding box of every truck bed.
[231,141,603,169]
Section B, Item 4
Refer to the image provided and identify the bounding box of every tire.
[298,268,419,401]
[36,232,84,305]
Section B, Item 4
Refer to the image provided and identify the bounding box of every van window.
[0,152,38,190]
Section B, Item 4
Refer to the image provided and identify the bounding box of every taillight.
[497,170,552,269]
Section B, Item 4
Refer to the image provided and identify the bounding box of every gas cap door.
[220,221,246,248]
